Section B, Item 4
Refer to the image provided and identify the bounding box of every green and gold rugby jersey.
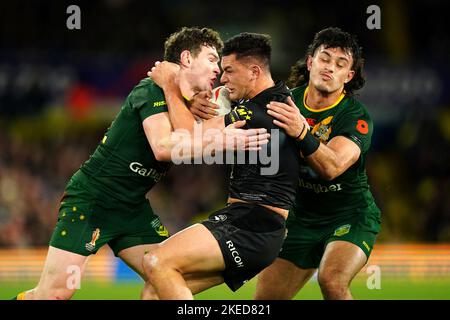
[290,85,380,225]
[72,78,171,208]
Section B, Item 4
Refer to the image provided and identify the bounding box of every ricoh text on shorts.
[202,202,286,291]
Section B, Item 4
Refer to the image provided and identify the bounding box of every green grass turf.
[2,277,450,300]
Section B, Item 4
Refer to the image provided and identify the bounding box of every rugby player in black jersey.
[142,33,300,299]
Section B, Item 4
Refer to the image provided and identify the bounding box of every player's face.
[220,54,254,101]
[307,45,355,94]
[188,45,221,92]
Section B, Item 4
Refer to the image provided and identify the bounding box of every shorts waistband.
[227,202,285,225]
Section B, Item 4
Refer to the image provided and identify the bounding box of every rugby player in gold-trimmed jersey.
[13,27,269,300]
[255,27,381,300]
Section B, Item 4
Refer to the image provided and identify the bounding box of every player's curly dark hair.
[287,27,365,95]
[164,27,223,63]
[222,32,272,70]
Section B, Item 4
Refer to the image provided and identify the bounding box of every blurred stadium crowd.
[0,0,449,247]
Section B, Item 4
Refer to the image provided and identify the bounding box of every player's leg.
[183,271,225,295]
[254,258,316,299]
[117,244,160,299]
[142,223,226,299]
[254,210,321,300]
[109,202,172,299]
[318,209,381,300]
[118,243,225,299]
[17,246,89,300]
[116,203,225,300]
[317,240,366,300]
[16,190,102,300]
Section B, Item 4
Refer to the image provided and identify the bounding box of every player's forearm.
[304,135,362,180]
[160,130,225,162]
[304,143,345,180]
[161,83,197,133]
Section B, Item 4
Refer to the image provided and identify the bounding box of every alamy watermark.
[66,265,81,290]
[66,5,81,30]
[366,264,381,289]
[169,122,280,176]
[367,5,381,30]
[66,5,380,31]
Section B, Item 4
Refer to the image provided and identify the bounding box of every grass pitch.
[2,277,449,300]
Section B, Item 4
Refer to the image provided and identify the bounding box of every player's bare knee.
[318,271,349,292]
[142,252,165,276]
[141,281,159,300]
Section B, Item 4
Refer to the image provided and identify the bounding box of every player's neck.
[306,85,344,110]
[248,75,275,99]
[178,74,196,100]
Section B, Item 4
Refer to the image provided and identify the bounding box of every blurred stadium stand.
[0,0,449,267]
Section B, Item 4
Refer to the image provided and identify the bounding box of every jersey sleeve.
[331,102,374,153]
[129,80,168,121]
[224,101,273,129]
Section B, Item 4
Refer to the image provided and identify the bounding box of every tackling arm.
[143,113,269,163]
[304,136,361,180]
[148,61,225,133]
[267,97,360,180]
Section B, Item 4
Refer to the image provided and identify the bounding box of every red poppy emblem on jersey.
[356,120,369,134]
[306,118,316,127]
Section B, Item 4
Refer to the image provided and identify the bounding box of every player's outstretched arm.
[143,114,269,162]
[267,97,360,180]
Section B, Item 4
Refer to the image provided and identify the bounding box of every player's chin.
[315,82,334,94]
[228,90,238,101]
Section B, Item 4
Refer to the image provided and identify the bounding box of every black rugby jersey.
[224,81,300,210]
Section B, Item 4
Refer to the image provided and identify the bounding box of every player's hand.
[147,61,180,89]
[189,91,219,120]
[223,120,270,151]
[266,96,309,138]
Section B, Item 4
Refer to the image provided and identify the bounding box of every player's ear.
[250,64,261,80]
[345,70,355,83]
[180,50,192,67]
[307,55,313,71]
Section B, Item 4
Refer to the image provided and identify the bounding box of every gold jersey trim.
[303,86,345,112]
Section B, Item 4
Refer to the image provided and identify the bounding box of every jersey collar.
[303,86,345,112]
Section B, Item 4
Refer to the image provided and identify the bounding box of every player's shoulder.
[289,84,307,102]
[340,94,372,120]
[243,81,290,110]
[129,78,165,109]
[346,95,368,112]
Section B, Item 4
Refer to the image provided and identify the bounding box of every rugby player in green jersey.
[13,27,269,300]
[255,27,381,300]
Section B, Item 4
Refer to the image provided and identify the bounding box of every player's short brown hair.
[164,27,223,63]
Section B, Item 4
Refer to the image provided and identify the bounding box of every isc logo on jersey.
[210,86,232,116]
